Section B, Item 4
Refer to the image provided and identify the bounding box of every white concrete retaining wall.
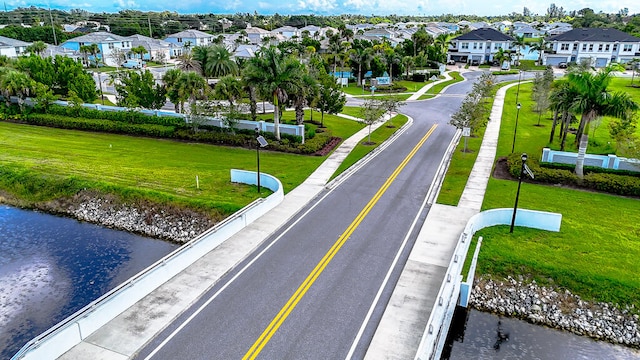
[12,170,283,360]
[414,208,562,360]
[542,147,640,172]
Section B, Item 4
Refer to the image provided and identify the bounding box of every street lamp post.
[511,103,522,153]
[515,68,522,104]
[510,153,528,233]
[255,127,261,193]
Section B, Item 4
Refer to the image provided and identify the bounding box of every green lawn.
[0,109,366,216]
[339,106,364,119]
[439,80,640,310]
[255,109,365,140]
[417,71,464,100]
[331,114,409,180]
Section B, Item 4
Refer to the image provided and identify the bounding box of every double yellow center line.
[243,124,438,359]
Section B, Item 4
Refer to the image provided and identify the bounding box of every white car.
[121,60,146,69]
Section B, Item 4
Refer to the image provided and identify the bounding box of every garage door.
[546,57,567,66]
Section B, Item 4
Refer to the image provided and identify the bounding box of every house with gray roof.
[513,25,543,38]
[164,29,215,56]
[244,25,272,45]
[546,28,640,67]
[61,31,132,66]
[127,34,176,63]
[448,27,515,64]
[0,35,30,57]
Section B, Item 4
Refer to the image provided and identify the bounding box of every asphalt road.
[130,72,484,360]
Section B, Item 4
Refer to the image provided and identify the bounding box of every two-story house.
[164,29,215,57]
[546,28,640,67]
[244,24,272,45]
[448,27,515,64]
[273,26,299,40]
[61,31,132,66]
[127,34,176,63]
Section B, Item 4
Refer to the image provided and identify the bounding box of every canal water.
[0,205,178,359]
[443,308,640,359]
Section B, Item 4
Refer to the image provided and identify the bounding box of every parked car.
[558,62,568,69]
[470,59,479,66]
[121,60,146,69]
[447,59,456,65]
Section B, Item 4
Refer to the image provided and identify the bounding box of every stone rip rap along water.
[0,205,178,359]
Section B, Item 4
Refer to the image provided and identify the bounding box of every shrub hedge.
[11,112,333,155]
[506,153,640,197]
[46,104,186,127]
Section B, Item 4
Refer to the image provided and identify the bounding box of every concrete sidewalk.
[406,72,453,101]
[364,82,519,359]
[59,114,393,359]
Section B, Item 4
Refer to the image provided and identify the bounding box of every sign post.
[462,127,471,153]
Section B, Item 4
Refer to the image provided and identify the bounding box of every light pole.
[510,153,528,233]
[255,127,261,193]
[515,68,522,104]
[511,103,521,153]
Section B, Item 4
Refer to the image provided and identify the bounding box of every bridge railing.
[414,208,562,360]
[12,170,283,360]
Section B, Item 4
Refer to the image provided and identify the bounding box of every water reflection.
[0,205,178,359]
[443,308,640,359]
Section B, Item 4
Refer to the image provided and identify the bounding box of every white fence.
[12,169,283,360]
[16,97,306,141]
[541,147,640,172]
[414,208,562,360]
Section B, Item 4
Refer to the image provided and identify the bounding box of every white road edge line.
[143,155,367,359]
[344,127,460,360]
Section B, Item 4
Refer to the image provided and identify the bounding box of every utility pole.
[49,6,57,45]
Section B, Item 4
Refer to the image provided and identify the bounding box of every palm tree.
[384,48,400,81]
[79,44,91,67]
[568,66,639,177]
[162,68,185,112]
[177,71,207,113]
[493,48,510,66]
[349,46,373,86]
[213,75,244,108]
[529,37,547,65]
[548,80,576,150]
[131,45,147,61]
[0,69,35,111]
[242,46,304,140]
[402,56,415,78]
[328,35,342,75]
[25,41,47,57]
[177,53,202,74]
[88,43,101,67]
[512,35,526,65]
[205,45,238,78]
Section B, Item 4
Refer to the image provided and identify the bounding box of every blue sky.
[14,0,640,17]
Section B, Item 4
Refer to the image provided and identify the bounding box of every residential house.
[273,26,299,39]
[43,44,81,60]
[448,27,515,64]
[244,24,272,45]
[61,31,132,66]
[232,44,259,60]
[546,28,640,67]
[299,25,323,39]
[127,34,176,63]
[494,20,512,33]
[438,22,460,33]
[164,29,216,56]
[469,22,491,30]
[362,28,396,39]
[0,35,30,57]
[513,25,543,38]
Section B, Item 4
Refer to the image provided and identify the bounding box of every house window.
[177,37,183,43]
[79,42,85,46]
[495,43,502,50]
[560,43,569,51]
[588,44,594,51]
[598,44,603,52]
[473,42,478,49]
[623,44,633,52]
[605,44,610,51]
[582,44,587,51]
[461,42,469,49]
[573,43,578,50]
[613,44,618,51]
[479,43,483,49]
[108,43,114,49]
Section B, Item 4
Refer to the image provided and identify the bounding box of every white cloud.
[115,0,139,9]
[298,0,337,12]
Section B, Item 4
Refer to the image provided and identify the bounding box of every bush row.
[45,104,187,127]
[506,153,640,197]
[24,114,176,137]
[11,113,333,155]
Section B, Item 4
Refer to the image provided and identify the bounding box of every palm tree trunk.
[273,93,280,140]
[549,110,558,143]
[248,87,257,121]
[560,113,570,151]
[358,63,362,86]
